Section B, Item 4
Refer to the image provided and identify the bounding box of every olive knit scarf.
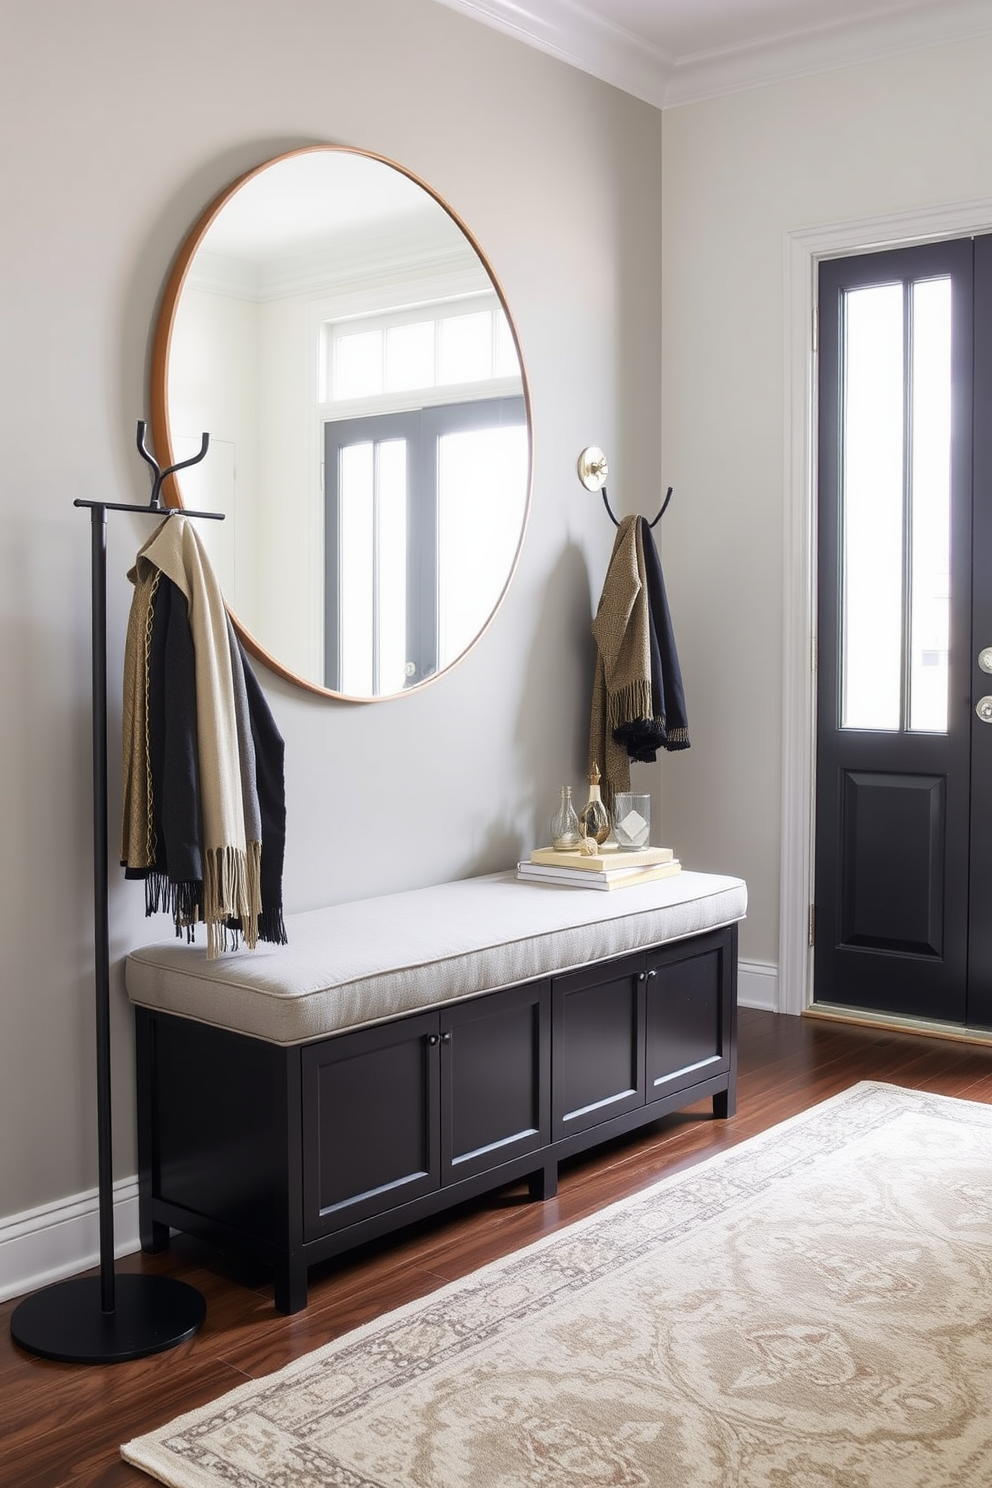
[589,514,689,809]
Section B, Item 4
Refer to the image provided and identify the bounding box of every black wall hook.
[601,484,673,529]
[136,420,210,509]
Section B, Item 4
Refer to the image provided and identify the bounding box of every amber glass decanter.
[578,763,611,845]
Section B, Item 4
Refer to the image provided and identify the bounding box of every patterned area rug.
[123,1082,992,1487]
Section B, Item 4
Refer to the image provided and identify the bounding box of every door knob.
[980,648,992,674]
[977,696,992,722]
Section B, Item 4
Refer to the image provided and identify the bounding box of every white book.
[517,861,681,891]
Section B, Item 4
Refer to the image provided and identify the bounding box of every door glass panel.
[841,282,904,730]
[437,424,528,667]
[908,278,952,733]
[338,439,408,696]
[339,443,375,695]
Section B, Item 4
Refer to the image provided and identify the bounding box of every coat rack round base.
[10,1274,206,1365]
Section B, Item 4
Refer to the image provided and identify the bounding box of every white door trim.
[780,196,992,1017]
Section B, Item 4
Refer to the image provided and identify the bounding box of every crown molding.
[432,0,992,110]
[666,0,992,107]
[430,0,674,108]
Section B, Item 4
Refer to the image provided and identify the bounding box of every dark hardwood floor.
[6,1007,992,1487]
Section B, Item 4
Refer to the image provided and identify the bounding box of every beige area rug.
[123,1082,992,1488]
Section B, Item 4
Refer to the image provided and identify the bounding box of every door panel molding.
[839,771,945,957]
[781,197,992,1017]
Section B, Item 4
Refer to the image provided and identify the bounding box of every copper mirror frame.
[151,144,532,701]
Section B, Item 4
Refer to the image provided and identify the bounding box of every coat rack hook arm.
[135,420,159,483]
[579,448,673,529]
[134,421,210,509]
[648,486,674,528]
[159,432,211,496]
[600,486,622,527]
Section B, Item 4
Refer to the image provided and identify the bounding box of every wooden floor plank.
[4,1008,992,1487]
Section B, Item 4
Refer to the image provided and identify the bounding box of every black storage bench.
[127,869,747,1313]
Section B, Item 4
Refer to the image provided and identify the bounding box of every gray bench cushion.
[125,869,747,1046]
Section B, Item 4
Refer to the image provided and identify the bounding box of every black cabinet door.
[644,930,732,1103]
[552,952,645,1140]
[440,981,551,1184]
[302,1011,440,1239]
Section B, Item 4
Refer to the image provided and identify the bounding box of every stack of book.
[517,845,681,891]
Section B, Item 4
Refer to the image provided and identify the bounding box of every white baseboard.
[739,959,779,1013]
[0,1177,141,1306]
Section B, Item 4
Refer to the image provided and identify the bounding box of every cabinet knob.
[440,1031,452,1044]
[427,1034,439,1046]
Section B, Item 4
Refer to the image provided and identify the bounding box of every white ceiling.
[430,0,992,107]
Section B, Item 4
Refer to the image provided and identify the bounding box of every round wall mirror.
[151,145,532,701]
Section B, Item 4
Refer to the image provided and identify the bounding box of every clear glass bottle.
[578,763,611,845]
[550,785,581,849]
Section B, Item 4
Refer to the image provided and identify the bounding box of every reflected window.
[325,294,515,404]
[325,399,526,695]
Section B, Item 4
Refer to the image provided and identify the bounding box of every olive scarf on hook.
[120,515,287,957]
[589,514,689,810]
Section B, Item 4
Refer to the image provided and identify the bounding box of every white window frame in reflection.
[325,293,516,406]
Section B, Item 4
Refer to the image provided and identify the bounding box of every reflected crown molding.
[188,222,487,303]
[431,0,992,108]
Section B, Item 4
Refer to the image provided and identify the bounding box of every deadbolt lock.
[980,647,992,674]
[977,696,992,723]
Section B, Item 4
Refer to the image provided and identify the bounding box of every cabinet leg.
[713,1084,736,1120]
[274,1254,309,1315]
[140,1217,171,1254]
[528,1158,558,1201]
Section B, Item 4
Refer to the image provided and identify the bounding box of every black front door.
[814,233,992,1027]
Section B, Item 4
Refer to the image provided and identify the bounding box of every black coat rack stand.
[10,424,221,1364]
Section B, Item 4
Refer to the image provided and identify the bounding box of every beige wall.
[0,0,663,1226]
[11,0,988,1255]
[660,36,992,983]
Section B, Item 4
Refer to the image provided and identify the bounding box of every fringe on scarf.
[144,851,287,952]
[256,906,288,946]
[605,679,655,737]
[142,872,203,944]
[203,842,263,959]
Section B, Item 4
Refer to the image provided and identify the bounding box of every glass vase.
[550,785,581,849]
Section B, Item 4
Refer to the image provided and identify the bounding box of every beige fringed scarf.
[588,515,652,810]
[121,516,261,957]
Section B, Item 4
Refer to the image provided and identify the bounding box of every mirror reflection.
[153,147,531,699]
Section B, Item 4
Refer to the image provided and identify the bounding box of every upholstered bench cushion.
[125,868,747,1046]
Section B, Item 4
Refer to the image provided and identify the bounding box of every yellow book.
[518,860,682,890]
[529,844,675,873]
